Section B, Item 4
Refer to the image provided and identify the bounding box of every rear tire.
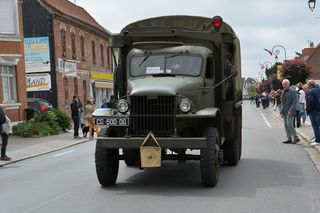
[224,107,242,166]
[200,127,220,187]
[95,127,119,186]
[123,149,139,166]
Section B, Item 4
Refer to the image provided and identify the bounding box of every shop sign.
[64,61,77,76]
[26,73,51,91]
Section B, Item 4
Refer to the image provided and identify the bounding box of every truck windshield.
[130,54,202,77]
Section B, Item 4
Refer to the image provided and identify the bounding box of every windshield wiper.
[152,73,176,77]
[138,55,150,67]
[165,54,179,59]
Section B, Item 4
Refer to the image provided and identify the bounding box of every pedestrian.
[107,95,116,108]
[0,106,11,161]
[77,96,83,127]
[280,79,300,144]
[298,83,307,125]
[100,97,108,108]
[70,96,81,139]
[306,80,320,146]
[293,85,301,128]
[255,93,261,108]
[274,89,282,111]
[85,98,95,139]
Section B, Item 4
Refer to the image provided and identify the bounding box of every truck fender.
[92,108,112,118]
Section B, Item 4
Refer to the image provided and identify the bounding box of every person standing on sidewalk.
[280,79,300,144]
[306,80,320,146]
[0,105,11,161]
[70,96,81,139]
[299,83,307,125]
[85,98,95,139]
[77,96,83,127]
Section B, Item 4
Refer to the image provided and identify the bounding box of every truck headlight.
[116,99,129,113]
[179,98,192,113]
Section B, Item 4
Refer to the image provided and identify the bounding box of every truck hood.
[128,76,202,96]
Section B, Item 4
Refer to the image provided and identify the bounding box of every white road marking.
[258,109,272,128]
[53,149,76,157]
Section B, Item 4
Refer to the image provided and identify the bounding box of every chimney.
[310,42,314,48]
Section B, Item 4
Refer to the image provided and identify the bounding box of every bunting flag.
[264,48,273,56]
[259,63,265,70]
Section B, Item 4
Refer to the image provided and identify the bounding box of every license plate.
[95,118,129,126]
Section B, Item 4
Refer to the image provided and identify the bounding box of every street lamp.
[261,61,273,69]
[271,45,287,62]
[308,0,316,12]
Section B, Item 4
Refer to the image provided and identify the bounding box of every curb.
[0,138,93,167]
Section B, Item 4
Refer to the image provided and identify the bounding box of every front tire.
[95,127,119,186]
[200,127,220,187]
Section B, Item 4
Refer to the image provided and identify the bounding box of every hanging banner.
[24,36,51,73]
[26,73,52,91]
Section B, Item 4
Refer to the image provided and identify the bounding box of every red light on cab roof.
[212,16,223,29]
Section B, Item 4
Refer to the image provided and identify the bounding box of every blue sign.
[24,36,51,73]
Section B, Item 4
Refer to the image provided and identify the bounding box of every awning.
[94,81,113,89]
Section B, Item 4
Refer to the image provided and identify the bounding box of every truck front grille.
[130,96,175,136]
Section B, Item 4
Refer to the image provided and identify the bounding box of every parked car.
[27,98,53,113]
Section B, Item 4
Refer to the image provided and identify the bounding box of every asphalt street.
[0,101,320,213]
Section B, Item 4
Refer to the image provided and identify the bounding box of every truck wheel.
[95,127,119,186]
[224,113,241,166]
[123,149,139,166]
[200,127,220,187]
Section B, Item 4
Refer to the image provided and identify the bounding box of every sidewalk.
[0,131,92,167]
[264,105,320,154]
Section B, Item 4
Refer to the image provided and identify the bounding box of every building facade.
[22,0,113,114]
[305,44,320,80]
[0,0,27,121]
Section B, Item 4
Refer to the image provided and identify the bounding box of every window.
[100,44,104,66]
[80,35,85,62]
[107,47,111,69]
[71,32,76,60]
[205,57,213,79]
[0,0,18,35]
[61,29,66,57]
[73,77,78,96]
[1,65,17,103]
[130,54,202,77]
[92,40,96,65]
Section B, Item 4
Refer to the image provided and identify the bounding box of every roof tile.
[41,0,106,33]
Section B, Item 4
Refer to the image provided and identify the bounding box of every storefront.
[90,72,113,107]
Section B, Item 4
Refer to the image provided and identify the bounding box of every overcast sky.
[74,0,319,80]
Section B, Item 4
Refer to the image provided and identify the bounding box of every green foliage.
[52,109,72,131]
[12,109,72,137]
[282,59,311,85]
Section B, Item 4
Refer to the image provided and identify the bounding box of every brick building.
[22,0,113,114]
[305,44,320,80]
[0,0,27,121]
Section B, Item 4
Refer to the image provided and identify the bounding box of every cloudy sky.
[74,0,319,80]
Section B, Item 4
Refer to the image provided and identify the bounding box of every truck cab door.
[203,56,215,107]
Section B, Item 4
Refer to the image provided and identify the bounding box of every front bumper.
[96,137,206,149]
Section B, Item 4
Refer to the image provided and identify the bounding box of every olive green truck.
[93,15,242,187]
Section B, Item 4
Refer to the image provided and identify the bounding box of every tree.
[282,59,311,85]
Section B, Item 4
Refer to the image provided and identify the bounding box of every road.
[1,101,320,213]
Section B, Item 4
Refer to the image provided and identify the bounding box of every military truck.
[93,15,242,187]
